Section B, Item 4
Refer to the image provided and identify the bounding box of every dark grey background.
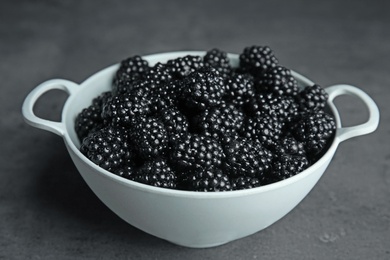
[1,0,389,259]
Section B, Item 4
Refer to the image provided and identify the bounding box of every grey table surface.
[1,0,389,259]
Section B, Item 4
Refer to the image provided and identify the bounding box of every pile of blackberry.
[76,46,336,192]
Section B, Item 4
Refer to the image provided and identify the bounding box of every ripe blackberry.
[203,48,231,78]
[101,90,151,128]
[292,111,336,158]
[232,176,261,190]
[224,73,255,107]
[182,166,232,192]
[242,114,283,149]
[148,81,180,114]
[192,103,244,141]
[258,66,299,97]
[170,134,225,170]
[181,67,225,111]
[223,137,273,178]
[132,159,177,189]
[131,117,169,160]
[244,92,299,124]
[166,55,204,79]
[239,46,278,75]
[80,126,129,172]
[159,107,189,144]
[144,62,173,87]
[272,154,310,181]
[75,91,111,141]
[274,136,307,157]
[114,55,149,86]
[114,165,136,180]
[297,84,328,111]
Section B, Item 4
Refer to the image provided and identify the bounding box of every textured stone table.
[1,0,389,259]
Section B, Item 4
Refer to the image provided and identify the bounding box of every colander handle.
[325,84,380,143]
[22,79,79,136]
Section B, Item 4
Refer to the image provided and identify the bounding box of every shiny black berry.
[223,137,273,179]
[158,107,189,144]
[170,134,225,170]
[114,55,149,86]
[132,159,177,189]
[75,91,111,141]
[292,111,336,159]
[181,166,232,192]
[232,176,261,190]
[239,46,278,75]
[203,48,231,79]
[297,84,328,111]
[181,67,225,111]
[224,73,255,107]
[192,103,245,141]
[101,90,151,128]
[166,55,204,79]
[131,117,169,160]
[258,66,299,97]
[80,126,130,172]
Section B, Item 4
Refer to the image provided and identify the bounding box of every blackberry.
[144,62,173,87]
[239,46,278,75]
[223,137,273,178]
[292,111,336,158]
[203,48,231,78]
[192,103,244,141]
[182,166,232,192]
[148,81,180,114]
[114,55,149,86]
[224,73,255,107]
[170,134,225,170]
[274,136,307,157]
[245,92,299,124]
[101,90,151,128]
[75,91,111,141]
[80,126,129,172]
[114,165,136,180]
[242,114,283,149]
[297,84,328,111]
[132,159,177,189]
[232,176,261,190]
[159,107,189,144]
[258,66,299,97]
[272,154,310,181]
[166,55,204,79]
[181,67,225,111]
[131,117,169,160]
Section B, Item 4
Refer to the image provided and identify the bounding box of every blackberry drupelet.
[259,66,299,97]
[203,48,231,79]
[224,73,255,107]
[297,84,328,111]
[166,55,204,79]
[239,46,278,75]
[181,67,225,111]
[80,126,130,172]
[170,134,225,171]
[223,137,273,179]
[192,102,244,141]
[131,117,169,160]
[132,159,177,189]
[242,114,283,149]
[232,176,261,190]
[75,91,111,141]
[292,110,336,159]
[101,90,151,128]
